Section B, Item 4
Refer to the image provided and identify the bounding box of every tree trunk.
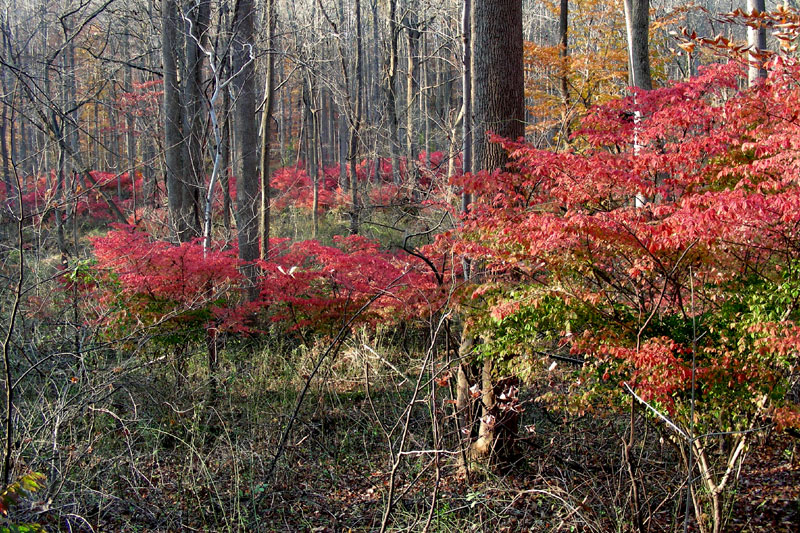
[182,0,209,238]
[558,0,570,140]
[162,0,191,241]
[259,0,276,259]
[623,0,652,91]
[125,30,137,221]
[232,0,259,301]
[303,75,319,238]
[471,0,524,170]
[465,0,525,466]
[221,68,232,234]
[385,0,401,183]
[348,0,364,235]
[405,10,421,184]
[747,0,767,86]
[461,0,472,206]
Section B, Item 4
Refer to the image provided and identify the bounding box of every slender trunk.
[454,0,474,432]
[747,0,767,86]
[221,75,232,234]
[371,0,381,182]
[18,118,28,181]
[304,76,318,238]
[339,115,347,188]
[183,0,210,237]
[0,22,11,206]
[55,140,67,257]
[2,215,22,487]
[125,32,137,220]
[558,0,570,141]
[385,0,401,183]
[259,0,276,259]
[421,17,430,174]
[405,12,420,184]
[313,101,321,238]
[0,105,11,208]
[279,56,286,162]
[461,0,472,186]
[349,0,364,235]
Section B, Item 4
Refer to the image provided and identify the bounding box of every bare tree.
[231,0,259,299]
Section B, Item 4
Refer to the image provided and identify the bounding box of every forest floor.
[16,343,800,532]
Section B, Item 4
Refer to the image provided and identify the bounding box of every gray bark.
[182,0,210,237]
[384,0,401,183]
[623,0,652,91]
[259,0,276,259]
[349,0,364,235]
[747,0,767,86]
[232,0,259,300]
[162,0,191,241]
[471,0,524,170]
[405,10,420,181]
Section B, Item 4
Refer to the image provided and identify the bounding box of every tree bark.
[348,0,364,235]
[384,0,401,183]
[259,0,276,259]
[471,0,524,170]
[623,0,652,91]
[182,0,209,238]
[232,0,259,301]
[405,10,421,183]
[162,0,191,241]
[465,0,525,466]
[747,0,767,86]
[558,0,570,126]
[461,0,472,205]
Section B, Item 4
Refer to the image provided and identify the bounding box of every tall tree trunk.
[385,0,401,183]
[558,0,570,140]
[370,0,381,183]
[182,0,209,238]
[467,0,524,466]
[349,0,364,235]
[461,0,472,187]
[623,0,652,91]
[0,93,11,210]
[460,0,473,283]
[232,0,259,300]
[162,0,190,241]
[221,63,232,234]
[0,19,13,208]
[279,55,287,162]
[125,31,137,220]
[747,0,767,86]
[471,0,524,169]
[259,0,276,260]
[405,10,420,184]
[303,75,319,238]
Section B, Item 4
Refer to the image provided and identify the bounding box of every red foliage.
[267,152,457,214]
[85,225,245,336]
[258,235,441,332]
[78,226,444,341]
[454,58,800,422]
